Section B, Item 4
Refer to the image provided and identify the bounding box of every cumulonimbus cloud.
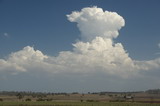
[0,6,160,78]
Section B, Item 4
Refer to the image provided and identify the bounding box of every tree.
[16,93,23,100]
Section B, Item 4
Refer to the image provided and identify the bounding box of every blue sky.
[0,0,160,92]
[0,0,160,59]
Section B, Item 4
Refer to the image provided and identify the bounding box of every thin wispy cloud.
[158,43,160,48]
[1,32,10,38]
[156,43,160,55]
[4,33,9,37]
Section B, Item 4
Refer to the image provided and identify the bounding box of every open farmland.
[1,101,160,106]
[1,90,160,106]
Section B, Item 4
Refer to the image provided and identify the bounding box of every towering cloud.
[0,7,160,79]
[67,6,125,41]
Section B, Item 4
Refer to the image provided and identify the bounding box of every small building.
[124,96,133,99]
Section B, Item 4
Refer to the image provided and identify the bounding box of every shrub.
[25,98,31,101]
[0,98,3,101]
[86,100,98,102]
[46,98,53,101]
[36,98,45,101]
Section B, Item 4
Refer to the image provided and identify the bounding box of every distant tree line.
[146,89,160,94]
[0,91,69,97]
[0,89,160,97]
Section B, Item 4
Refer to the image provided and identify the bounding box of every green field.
[0,101,160,106]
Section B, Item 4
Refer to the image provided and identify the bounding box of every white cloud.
[4,33,9,37]
[0,6,160,79]
[158,43,160,48]
[0,46,47,74]
[67,6,125,41]
[0,39,159,78]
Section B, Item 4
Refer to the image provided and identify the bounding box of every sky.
[0,0,160,93]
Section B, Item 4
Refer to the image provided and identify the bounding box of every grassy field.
[0,101,160,106]
[1,90,160,106]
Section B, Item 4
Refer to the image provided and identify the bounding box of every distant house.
[124,96,133,99]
